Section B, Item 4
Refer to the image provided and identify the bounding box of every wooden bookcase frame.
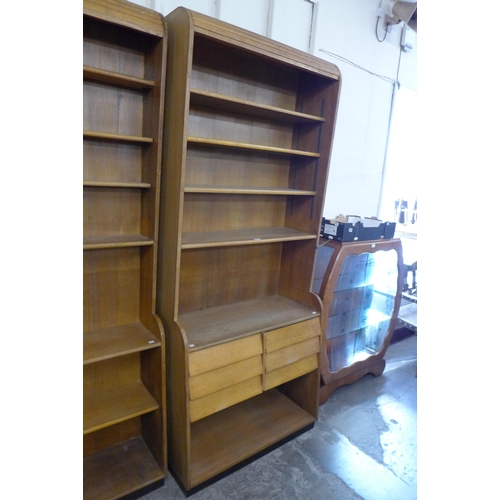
[157,7,341,491]
[83,1,167,498]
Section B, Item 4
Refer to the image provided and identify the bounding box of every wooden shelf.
[184,185,315,196]
[84,130,154,144]
[84,323,160,364]
[181,227,316,249]
[190,88,325,124]
[190,389,314,488]
[84,181,152,189]
[179,295,319,350]
[187,137,320,157]
[83,437,164,500]
[84,381,159,434]
[84,234,154,250]
[84,65,156,89]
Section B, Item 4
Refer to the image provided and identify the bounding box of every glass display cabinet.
[313,239,404,404]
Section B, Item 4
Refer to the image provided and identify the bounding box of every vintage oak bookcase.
[83,1,167,498]
[157,7,341,490]
[313,239,404,404]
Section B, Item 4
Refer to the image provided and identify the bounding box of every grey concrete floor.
[139,334,417,500]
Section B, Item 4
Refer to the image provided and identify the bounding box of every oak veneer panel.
[190,36,300,111]
[190,89,325,124]
[83,130,153,143]
[84,418,140,457]
[188,334,262,376]
[179,295,319,350]
[83,140,143,183]
[190,376,263,422]
[265,337,320,373]
[187,137,320,157]
[84,181,151,188]
[84,82,145,137]
[184,186,315,195]
[84,380,159,434]
[178,244,282,314]
[83,187,142,238]
[189,355,263,400]
[263,354,318,391]
[181,227,315,249]
[84,322,160,364]
[84,248,140,332]
[188,106,294,149]
[264,317,321,353]
[84,66,155,89]
[182,193,287,233]
[83,18,152,77]
[83,437,163,500]
[189,389,315,488]
[185,147,290,189]
[83,234,153,250]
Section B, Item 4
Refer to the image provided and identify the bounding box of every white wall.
[131,0,417,220]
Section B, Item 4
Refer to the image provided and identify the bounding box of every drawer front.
[264,317,320,353]
[188,334,262,377]
[189,376,263,422]
[189,355,263,400]
[263,354,318,391]
[265,336,320,373]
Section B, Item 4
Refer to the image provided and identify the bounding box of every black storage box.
[321,217,396,242]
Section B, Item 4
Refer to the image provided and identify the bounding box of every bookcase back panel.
[84,83,145,136]
[283,195,317,231]
[84,353,141,395]
[182,193,286,233]
[83,418,140,457]
[83,140,143,183]
[84,19,148,78]
[287,157,318,192]
[298,72,340,116]
[191,37,299,111]
[84,187,142,237]
[84,248,141,332]
[185,147,290,188]
[188,107,294,149]
[178,244,282,313]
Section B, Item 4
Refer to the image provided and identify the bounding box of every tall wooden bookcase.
[157,7,341,491]
[83,1,167,498]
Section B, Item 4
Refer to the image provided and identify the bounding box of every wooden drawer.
[188,334,262,376]
[265,337,320,373]
[263,318,321,389]
[189,355,263,400]
[263,354,318,391]
[264,317,320,354]
[190,376,263,422]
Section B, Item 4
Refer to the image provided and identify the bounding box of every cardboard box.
[321,216,396,242]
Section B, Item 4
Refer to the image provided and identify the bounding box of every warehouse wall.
[131,0,417,220]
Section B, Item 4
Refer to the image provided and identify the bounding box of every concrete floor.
[138,333,417,500]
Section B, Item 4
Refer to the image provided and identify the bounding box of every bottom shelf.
[189,388,315,488]
[83,437,164,500]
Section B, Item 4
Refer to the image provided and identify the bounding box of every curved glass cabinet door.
[325,249,399,373]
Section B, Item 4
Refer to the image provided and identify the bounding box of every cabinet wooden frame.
[315,238,404,404]
[83,1,168,498]
[157,7,341,491]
